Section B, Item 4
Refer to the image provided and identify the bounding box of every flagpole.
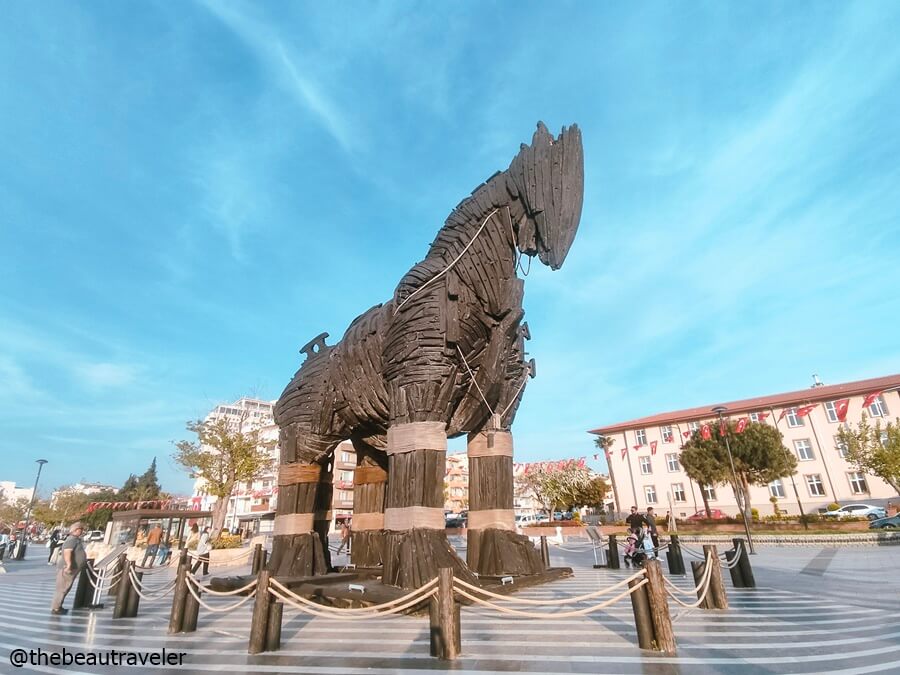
[712,406,755,554]
[803,405,838,498]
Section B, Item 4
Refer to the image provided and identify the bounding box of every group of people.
[622,505,662,569]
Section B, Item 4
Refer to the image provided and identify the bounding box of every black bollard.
[108,553,127,597]
[251,543,263,574]
[168,558,189,634]
[72,559,93,610]
[732,538,756,588]
[182,580,201,633]
[113,559,132,619]
[667,535,686,576]
[125,568,142,617]
[540,536,550,568]
[607,534,620,569]
[265,601,283,652]
[725,548,745,588]
[690,560,714,609]
[628,576,654,649]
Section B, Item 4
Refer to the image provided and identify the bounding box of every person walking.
[47,529,62,565]
[645,507,660,549]
[141,523,164,567]
[191,527,211,576]
[0,529,9,562]
[336,520,351,555]
[51,522,87,615]
[626,506,647,534]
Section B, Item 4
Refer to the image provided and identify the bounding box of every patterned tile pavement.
[1,538,898,674]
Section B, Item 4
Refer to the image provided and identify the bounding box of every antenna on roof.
[812,373,824,388]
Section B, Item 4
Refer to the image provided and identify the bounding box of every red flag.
[735,417,748,433]
[719,420,727,437]
[621,447,627,459]
[701,424,711,440]
[796,404,817,417]
[633,444,641,452]
[682,430,691,438]
[650,440,658,455]
[757,412,770,422]
[862,391,883,409]
[834,399,850,422]
[777,409,789,421]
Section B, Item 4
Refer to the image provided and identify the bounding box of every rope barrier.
[268,578,438,619]
[453,578,648,619]
[453,570,645,606]
[663,552,715,597]
[184,574,258,613]
[185,575,260,597]
[186,548,253,566]
[664,558,715,610]
[126,568,176,601]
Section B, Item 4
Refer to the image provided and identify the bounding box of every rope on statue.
[184,574,258,613]
[454,569,645,606]
[453,578,649,619]
[268,577,438,620]
[185,576,260,597]
[126,568,177,601]
[663,551,715,597]
[187,548,253,566]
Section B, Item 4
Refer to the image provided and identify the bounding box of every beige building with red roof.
[589,374,900,518]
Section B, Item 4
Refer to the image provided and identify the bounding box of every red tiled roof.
[588,373,900,435]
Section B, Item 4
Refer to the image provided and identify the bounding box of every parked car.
[515,513,542,527]
[869,514,900,530]
[822,504,886,520]
[85,530,105,542]
[686,509,727,521]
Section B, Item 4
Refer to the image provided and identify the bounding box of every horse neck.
[425,177,521,297]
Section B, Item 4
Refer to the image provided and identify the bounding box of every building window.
[639,456,652,475]
[869,395,890,418]
[688,421,700,433]
[880,431,889,447]
[785,408,804,428]
[806,474,826,497]
[661,425,674,443]
[702,485,717,501]
[824,401,841,423]
[750,412,761,422]
[644,485,658,504]
[835,436,849,459]
[636,429,647,446]
[672,483,686,502]
[847,472,868,494]
[665,453,680,473]
[768,479,786,498]
[340,470,353,482]
[338,490,352,501]
[794,439,815,461]
[341,452,352,463]
[262,480,271,488]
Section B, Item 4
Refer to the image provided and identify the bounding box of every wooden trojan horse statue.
[269,122,584,587]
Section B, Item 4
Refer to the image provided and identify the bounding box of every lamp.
[711,407,755,554]
[17,459,48,559]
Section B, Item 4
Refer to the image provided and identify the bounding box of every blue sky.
[2,1,898,497]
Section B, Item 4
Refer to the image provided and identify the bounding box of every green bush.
[826,502,841,511]
[750,508,760,522]
[212,534,243,550]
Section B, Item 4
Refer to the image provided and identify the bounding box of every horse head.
[507,122,584,270]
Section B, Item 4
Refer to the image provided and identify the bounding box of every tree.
[134,457,162,501]
[173,411,273,540]
[118,474,139,500]
[681,421,797,520]
[0,497,30,527]
[837,415,900,494]
[572,476,610,510]
[516,460,593,519]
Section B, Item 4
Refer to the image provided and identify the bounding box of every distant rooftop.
[589,373,900,435]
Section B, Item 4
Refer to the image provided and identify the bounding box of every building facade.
[445,453,469,513]
[590,374,900,518]
[50,482,118,508]
[0,481,34,505]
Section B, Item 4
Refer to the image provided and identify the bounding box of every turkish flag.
[650,440,658,455]
[736,417,748,433]
[862,391,883,409]
[683,430,691,438]
[757,412,770,422]
[833,399,850,422]
[777,409,789,421]
[796,404,817,417]
[701,424,712,440]
[633,445,642,452]
[621,447,628,459]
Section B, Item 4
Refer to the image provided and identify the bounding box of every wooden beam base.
[350,530,386,568]
[382,528,479,589]
[467,528,546,576]
[268,532,329,577]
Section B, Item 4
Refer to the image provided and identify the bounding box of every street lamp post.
[17,459,48,559]
[711,407,755,554]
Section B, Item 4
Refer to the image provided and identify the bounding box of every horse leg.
[466,427,545,575]
[348,435,388,567]
[269,427,342,577]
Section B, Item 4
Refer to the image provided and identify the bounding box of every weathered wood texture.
[382,528,479,590]
[703,544,729,609]
[272,122,584,578]
[467,528,545,576]
[644,560,676,654]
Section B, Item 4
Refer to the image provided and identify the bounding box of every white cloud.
[73,362,140,389]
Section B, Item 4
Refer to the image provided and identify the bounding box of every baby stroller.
[624,530,655,568]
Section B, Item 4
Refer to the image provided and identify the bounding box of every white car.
[823,504,886,520]
[515,514,540,527]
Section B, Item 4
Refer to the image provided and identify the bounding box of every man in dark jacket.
[626,506,647,533]
[645,507,660,549]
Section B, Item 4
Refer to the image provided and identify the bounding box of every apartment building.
[590,374,900,517]
[50,482,118,508]
[445,453,469,513]
[0,481,34,505]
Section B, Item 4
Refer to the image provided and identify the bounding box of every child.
[623,531,639,568]
[640,523,656,561]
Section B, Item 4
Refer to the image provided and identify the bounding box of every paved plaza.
[1,539,898,674]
